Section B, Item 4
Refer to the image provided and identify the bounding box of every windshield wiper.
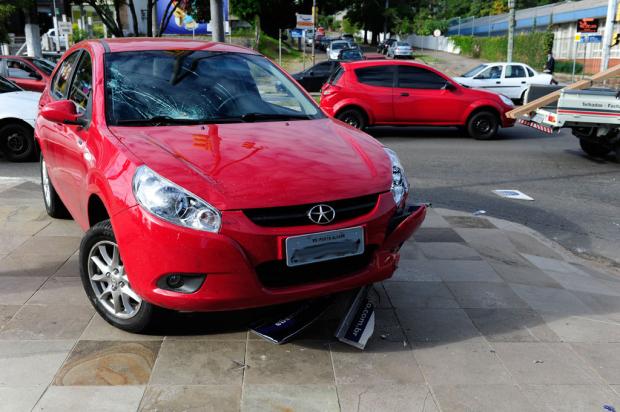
[240,113,312,122]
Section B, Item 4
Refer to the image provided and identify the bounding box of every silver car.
[328,40,351,60]
[387,42,413,59]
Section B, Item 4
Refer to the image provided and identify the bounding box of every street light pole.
[507,0,515,62]
[601,0,618,70]
[312,0,316,66]
[210,0,225,42]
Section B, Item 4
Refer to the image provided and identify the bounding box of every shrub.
[451,31,555,70]
[555,60,583,74]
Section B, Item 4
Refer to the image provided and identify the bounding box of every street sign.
[577,34,602,43]
[58,21,72,35]
[290,28,303,39]
[577,18,599,33]
[296,13,313,29]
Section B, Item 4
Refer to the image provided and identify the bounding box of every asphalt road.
[373,123,620,266]
[1,123,618,266]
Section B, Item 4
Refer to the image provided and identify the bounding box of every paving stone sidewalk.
[1,179,620,412]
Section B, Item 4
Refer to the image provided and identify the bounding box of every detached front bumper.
[112,194,426,312]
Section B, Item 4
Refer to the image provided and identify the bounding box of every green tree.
[0,4,14,43]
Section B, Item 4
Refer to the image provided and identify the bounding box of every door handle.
[495,81,501,84]
[521,81,526,84]
[400,92,409,97]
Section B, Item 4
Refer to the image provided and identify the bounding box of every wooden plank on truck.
[506,63,620,119]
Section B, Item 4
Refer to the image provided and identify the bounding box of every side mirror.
[473,75,484,80]
[442,82,457,91]
[40,100,87,126]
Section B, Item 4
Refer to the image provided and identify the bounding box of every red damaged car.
[320,60,515,140]
[36,39,426,332]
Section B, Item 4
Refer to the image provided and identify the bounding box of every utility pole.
[383,0,389,41]
[507,0,515,62]
[312,0,316,65]
[601,0,618,71]
[210,0,225,42]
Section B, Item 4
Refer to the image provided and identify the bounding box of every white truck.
[519,86,620,160]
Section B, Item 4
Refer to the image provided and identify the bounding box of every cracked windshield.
[105,50,322,125]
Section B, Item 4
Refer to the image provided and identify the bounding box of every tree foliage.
[0,4,14,43]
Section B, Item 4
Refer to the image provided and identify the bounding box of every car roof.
[485,62,529,66]
[342,60,436,70]
[90,38,260,54]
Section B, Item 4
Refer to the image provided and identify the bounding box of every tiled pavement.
[1,179,620,412]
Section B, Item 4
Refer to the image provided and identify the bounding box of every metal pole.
[312,0,316,66]
[601,0,618,70]
[52,0,60,51]
[279,28,282,65]
[572,37,578,82]
[507,0,516,62]
[210,0,225,42]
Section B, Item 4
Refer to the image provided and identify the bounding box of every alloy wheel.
[474,117,492,134]
[87,240,142,319]
[6,132,25,154]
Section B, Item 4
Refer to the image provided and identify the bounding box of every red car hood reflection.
[110,118,392,210]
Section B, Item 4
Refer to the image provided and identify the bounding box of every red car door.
[393,65,465,125]
[5,58,45,92]
[37,51,82,211]
[351,65,395,124]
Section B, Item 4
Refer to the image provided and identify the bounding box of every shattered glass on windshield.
[105,50,321,125]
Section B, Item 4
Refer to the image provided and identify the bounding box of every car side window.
[312,62,332,75]
[476,65,502,79]
[68,52,93,114]
[51,51,81,99]
[505,65,526,78]
[526,66,535,77]
[7,59,39,79]
[397,65,447,89]
[354,66,395,87]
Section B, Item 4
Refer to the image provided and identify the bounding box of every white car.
[327,40,351,60]
[452,62,554,101]
[0,76,40,161]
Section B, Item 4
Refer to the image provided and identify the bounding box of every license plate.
[285,227,364,267]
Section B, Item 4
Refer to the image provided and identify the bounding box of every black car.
[337,48,364,61]
[292,60,341,92]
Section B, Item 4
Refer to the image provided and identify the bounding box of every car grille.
[243,194,379,227]
[255,246,376,289]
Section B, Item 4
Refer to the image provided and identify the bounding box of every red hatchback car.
[320,60,515,140]
[35,39,426,332]
[0,55,54,92]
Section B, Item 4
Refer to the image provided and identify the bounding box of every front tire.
[0,123,36,162]
[80,220,157,333]
[467,110,499,140]
[579,139,611,158]
[336,108,367,129]
[40,154,71,219]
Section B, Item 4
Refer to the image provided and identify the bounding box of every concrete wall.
[405,34,461,54]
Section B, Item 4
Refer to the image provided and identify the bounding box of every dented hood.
[109,118,392,210]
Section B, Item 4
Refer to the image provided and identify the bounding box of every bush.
[555,60,583,74]
[451,31,554,70]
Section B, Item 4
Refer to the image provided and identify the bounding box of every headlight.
[500,94,514,107]
[384,148,409,207]
[132,166,221,232]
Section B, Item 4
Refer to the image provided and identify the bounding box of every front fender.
[460,99,505,124]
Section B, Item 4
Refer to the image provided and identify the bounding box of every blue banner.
[157,0,229,35]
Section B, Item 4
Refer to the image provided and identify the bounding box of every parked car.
[317,36,333,51]
[0,76,41,161]
[378,38,397,55]
[327,40,350,60]
[337,48,364,61]
[292,60,342,92]
[320,60,515,139]
[36,39,427,332]
[0,55,52,92]
[387,42,413,59]
[342,34,354,41]
[452,62,554,101]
